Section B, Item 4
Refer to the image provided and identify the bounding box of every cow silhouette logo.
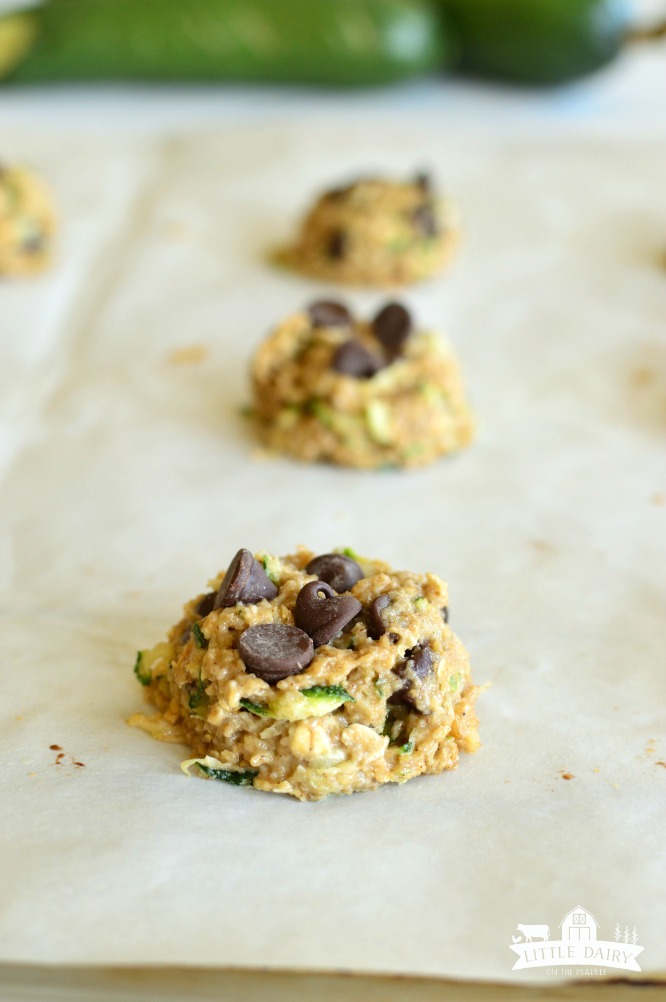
[516,923,550,943]
[510,906,643,972]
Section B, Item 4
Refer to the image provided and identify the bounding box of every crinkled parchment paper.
[1,121,665,984]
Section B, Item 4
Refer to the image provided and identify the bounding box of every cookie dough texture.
[251,304,474,469]
[129,548,480,801]
[279,174,458,287]
[0,165,56,275]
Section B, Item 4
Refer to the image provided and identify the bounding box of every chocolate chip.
[306,553,363,594]
[327,229,347,260]
[372,303,412,358]
[325,178,358,201]
[390,643,435,709]
[404,644,435,679]
[22,231,45,254]
[238,623,314,683]
[441,606,448,624]
[214,548,278,609]
[367,593,390,640]
[414,171,432,193]
[325,185,348,202]
[412,203,438,238]
[332,340,384,379]
[388,632,400,644]
[196,592,217,617]
[294,580,362,648]
[309,300,353,328]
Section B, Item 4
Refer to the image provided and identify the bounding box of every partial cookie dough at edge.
[0,165,56,276]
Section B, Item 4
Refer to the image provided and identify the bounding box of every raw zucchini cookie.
[0,164,56,275]
[129,547,480,801]
[278,172,458,287]
[251,300,474,469]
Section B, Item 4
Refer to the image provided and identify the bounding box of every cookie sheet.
[1,122,664,985]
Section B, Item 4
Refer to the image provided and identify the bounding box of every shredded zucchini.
[133,641,174,686]
[239,698,270,717]
[192,622,207,648]
[181,756,257,787]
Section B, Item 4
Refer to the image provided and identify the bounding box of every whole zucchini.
[439,0,630,84]
[6,0,449,86]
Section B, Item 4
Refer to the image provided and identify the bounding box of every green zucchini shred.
[261,555,279,583]
[403,442,426,458]
[188,673,209,713]
[197,764,257,786]
[307,398,336,430]
[133,651,151,686]
[302,685,354,703]
[239,698,271,716]
[192,622,207,648]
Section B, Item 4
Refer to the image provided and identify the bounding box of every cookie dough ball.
[251,300,474,470]
[279,172,458,287]
[0,165,56,276]
[129,547,481,801]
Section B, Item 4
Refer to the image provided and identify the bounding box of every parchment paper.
[1,122,665,985]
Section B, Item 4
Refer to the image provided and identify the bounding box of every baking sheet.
[1,123,665,984]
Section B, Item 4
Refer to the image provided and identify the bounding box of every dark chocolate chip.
[367,593,390,640]
[238,623,314,682]
[404,644,435,679]
[308,300,353,328]
[294,580,362,648]
[214,548,278,609]
[372,303,412,358]
[390,643,435,709]
[414,171,432,193]
[325,186,348,202]
[332,340,384,379]
[195,591,217,617]
[22,231,45,254]
[388,632,400,644]
[412,203,439,238]
[306,553,363,594]
[325,178,359,201]
[327,229,347,260]
[441,606,448,624]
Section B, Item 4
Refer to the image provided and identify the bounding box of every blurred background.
[0,0,664,131]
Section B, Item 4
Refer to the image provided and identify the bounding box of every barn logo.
[510,906,643,972]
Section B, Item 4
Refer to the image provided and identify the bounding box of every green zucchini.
[181,756,257,786]
[0,11,39,79]
[241,685,355,721]
[5,0,448,86]
[439,0,630,84]
[133,641,174,686]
